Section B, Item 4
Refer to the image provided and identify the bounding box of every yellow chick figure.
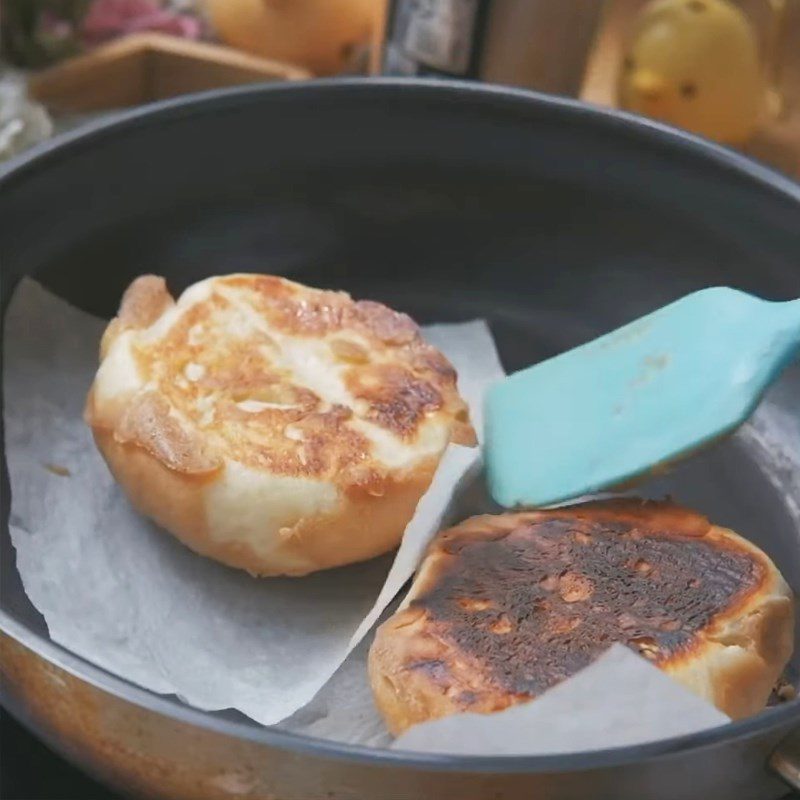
[618,0,762,144]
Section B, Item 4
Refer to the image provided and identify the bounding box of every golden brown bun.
[86,273,474,576]
[369,500,794,735]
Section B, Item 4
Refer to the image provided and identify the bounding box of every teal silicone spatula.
[485,287,800,508]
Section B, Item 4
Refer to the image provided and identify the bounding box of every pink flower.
[82,0,201,47]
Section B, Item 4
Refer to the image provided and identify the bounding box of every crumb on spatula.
[43,462,71,477]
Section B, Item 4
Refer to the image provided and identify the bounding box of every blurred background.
[1,0,798,174]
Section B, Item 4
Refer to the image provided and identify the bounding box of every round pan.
[1,79,799,800]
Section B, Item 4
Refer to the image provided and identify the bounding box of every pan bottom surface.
[3,162,799,746]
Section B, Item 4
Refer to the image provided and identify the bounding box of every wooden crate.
[29,33,311,113]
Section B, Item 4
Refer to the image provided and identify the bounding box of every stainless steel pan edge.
[1,78,799,799]
[2,629,799,800]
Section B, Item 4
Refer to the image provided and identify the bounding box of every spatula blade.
[485,287,799,508]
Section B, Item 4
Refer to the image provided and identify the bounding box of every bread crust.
[86,274,473,576]
[369,500,794,734]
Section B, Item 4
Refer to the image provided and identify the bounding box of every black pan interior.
[1,80,799,759]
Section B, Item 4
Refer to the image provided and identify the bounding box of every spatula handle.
[770,299,800,373]
[775,298,800,344]
[770,300,800,336]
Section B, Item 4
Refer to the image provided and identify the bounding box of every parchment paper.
[393,644,729,754]
[4,279,504,727]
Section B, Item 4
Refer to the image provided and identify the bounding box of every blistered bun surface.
[369,500,794,734]
[86,274,474,576]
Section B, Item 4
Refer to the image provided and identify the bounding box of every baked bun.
[86,273,474,576]
[369,500,794,735]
